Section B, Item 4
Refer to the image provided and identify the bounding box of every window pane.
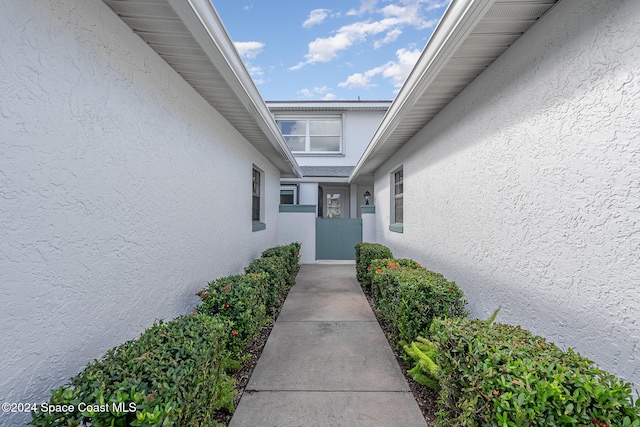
[395,196,403,223]
[252,168,261,221]
[252,169,260,196]
[310,136,340,152]
[310,120,341,135]
[395,182,403,195]
[280,189,294,204]
[280,193,294,204]
[393,168,403,224]
[395,170,403,184]
[285,136,305,151]
[252,196,260,221]
[326,193,341,218]
[278,120,306,135]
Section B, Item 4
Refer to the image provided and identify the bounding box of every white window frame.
[252,165,266,231]
[280,185,298,205]
[390,166,403,233]
[275,114,344,155]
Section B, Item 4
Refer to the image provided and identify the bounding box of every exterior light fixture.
[363,191,371,205]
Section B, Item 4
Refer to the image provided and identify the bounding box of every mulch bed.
[216,268,438,425]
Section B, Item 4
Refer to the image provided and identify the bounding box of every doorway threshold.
[314,260,356,264]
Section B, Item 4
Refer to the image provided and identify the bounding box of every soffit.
[350,0,559,180]
[101,0,302,177]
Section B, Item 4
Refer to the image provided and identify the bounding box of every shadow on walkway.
[230,263,428,427]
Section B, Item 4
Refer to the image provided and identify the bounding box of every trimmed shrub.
[30,315,235,427]
[430,317,640,427]
[245,256,289,309]
[371,263,468,346]
[369,258,422,301]
[261,242,300,277]
[196,273,268,356]
[355,243,393,288]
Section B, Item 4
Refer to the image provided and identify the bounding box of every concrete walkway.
[229,263,428,427]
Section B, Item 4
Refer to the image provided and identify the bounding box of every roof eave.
[174,0,303,177]
[350,0,494,182]
[349,0,558,183]
[103,0,302,178]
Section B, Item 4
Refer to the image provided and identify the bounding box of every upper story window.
[276,115,343,155]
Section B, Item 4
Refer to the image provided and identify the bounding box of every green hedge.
[261,242,300,277]
[31,243,301,427]
[196,273,268,357]
[430,317,640,427]
[358,243,639,426]
[369,258,422,301]
[370,260,468,346]
[31,315,235,427]
[355,243,393,288]
[245,257,289,308]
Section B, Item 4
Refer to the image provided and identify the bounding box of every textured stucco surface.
[0,1,280,424]
[374,0,640,390]
[278,210,316,263]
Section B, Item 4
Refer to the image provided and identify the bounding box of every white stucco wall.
[374,0,640,390]
[278,209,316,263]
[0,1,281,424]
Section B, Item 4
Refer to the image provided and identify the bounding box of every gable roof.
[101,0,302,178]
[349,0,558,182]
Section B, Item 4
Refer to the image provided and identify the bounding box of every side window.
[252,166,266,231]
[394,168,403,224]
[280,185,297,205]
[252,168,261,222]
[390,167,403,233]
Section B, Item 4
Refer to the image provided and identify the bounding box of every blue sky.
[212,0,451,101]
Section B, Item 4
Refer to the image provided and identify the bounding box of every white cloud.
[373,28,402,49]
[291,19,399,69]
[234,41,265,59]
[338,73,371,89]
[247,65,265,85]
[298,86,335,99]
[303,9,330,28]
[347,0,378,16]
[291,0,442,70]
[381,47,422,87]
[338,46,421,90]
[426,0,450,11]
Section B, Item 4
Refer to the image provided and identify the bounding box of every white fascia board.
[172,0,302,178]
[266,100,392,111]
[348,0,496,182]
[280,177,350,184]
